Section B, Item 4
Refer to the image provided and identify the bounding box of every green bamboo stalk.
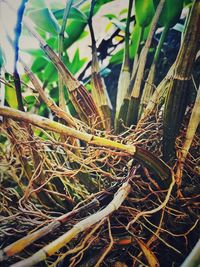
[115,0,133,132]
[58,0,73,111]
[131,25,145,80]
[139,24,169,118]
[126,0,165,127]
[163,0,200,161]
[176,85,200,182]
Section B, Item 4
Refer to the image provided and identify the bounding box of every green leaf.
[104,14,117,20]
[46,37,58,51]
[28,0,46,9]
[85,83,92,93]
[62,0,114,50]
[53,7,87,22]
[173,23,184,33]
[78,30,89,41]
[109,49,124,65]
[119,8,128,16]
[153,0,184,28]
[130,23,151,59]
[43,62,58,83]
[65,49,87,75]
[24,95,37,111]
[24,49,44,57]
[67,100,77,116]
[64,20,87,50]
[38,102,49,117]
[184,0,193,7]
[29,8,60,35]
[49,86,59,103]
[135,0,155,27]
[31,57,48,73]
[5,85,18,109]
[111,18,126,31]
[110,22,150,66]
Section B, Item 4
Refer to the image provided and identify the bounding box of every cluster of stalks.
[0,0,199,266]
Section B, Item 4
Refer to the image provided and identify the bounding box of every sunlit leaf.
[64,21,87,50]
[78,30,89,41]
[135,0,155,27]
[130,23,151,58]
[29,8,60,35]
[28,0,46,9]
[24,49,44,57]
[111,18,126,31]
[5,85,18,109]
[173,23,184,33]
[119,8,128,16]
[85,83,92,93]
[53,7,87,22]
[104,14,117,20]
[62,0,114,50]
[105,21,113,32]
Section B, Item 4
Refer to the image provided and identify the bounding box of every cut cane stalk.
[139,24,169,118]
[139,64,174,123]
[21,60,85,170]
[0,181,124,259]
[23,18,103,128]
[0,199,99,259]
[0,106,171,184]
[140,0,184,119]
[89,0,111,130]
[21,60,77,128]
